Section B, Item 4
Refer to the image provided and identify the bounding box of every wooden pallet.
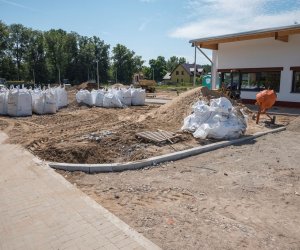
[136,130,180,143]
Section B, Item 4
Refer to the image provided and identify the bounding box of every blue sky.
[1,0,300,65]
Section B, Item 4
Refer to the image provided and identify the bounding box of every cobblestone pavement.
[0,133,160,250]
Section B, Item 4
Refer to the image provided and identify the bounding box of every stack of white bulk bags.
[75,87,146,108]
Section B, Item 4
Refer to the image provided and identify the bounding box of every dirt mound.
[111,83,126,89]
[287,116,300,132]
[148,87,204,129]
[76,82,98,90]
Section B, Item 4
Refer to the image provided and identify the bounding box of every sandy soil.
[61,118,300,250]
[0,88,291,164]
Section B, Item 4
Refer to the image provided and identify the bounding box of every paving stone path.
[0,133,160,250]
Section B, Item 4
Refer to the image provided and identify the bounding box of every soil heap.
[147,87,225,129]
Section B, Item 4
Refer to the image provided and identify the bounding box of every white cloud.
[170,0,300,39]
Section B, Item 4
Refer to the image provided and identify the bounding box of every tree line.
[0,20,209,84]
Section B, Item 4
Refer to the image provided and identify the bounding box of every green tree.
[44,29,69,83]
[166,56,186,72]
[9,24,31,80]
[112,44,143,83]
[0,21,9,56]
[25,30,48,83]
[149,56,167,81]
[93,36,110,83]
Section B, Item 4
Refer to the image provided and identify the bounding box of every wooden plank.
[217,67,284,73]
[136,130,180,143]
[200,43,218,50]
[136,132,165,142]
[275,32,289,42]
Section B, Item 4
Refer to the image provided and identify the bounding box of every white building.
[190,24,300,107]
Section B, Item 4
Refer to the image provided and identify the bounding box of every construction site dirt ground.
[61,120,300,250]
[0,88,293,165]
[0,88,299,249]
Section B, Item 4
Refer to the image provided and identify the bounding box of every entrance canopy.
[189,24,300,50]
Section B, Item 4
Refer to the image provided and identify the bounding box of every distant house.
[170,63,205,84]
[162,72,171,83]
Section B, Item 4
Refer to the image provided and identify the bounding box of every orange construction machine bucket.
[255,90,277,124]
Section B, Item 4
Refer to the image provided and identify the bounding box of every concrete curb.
[49,126,286,173]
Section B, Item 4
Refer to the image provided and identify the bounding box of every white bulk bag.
[91,89,105,107]
[117,88,131,106]
[43,89,57,114]
[76,89,93,106]
[55,85,68,109]
[31,89,44,115]
[182,97,247,140]
[7,88,32,117]
[210,97,232,114]
[103,92,123,108]
[0,89,8,115]
[131,88,146,106]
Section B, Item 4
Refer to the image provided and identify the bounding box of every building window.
[241,72,280,92]
[181,79,183,83]
[220,68,282,92]
[292,70,300,93]
[176,79,179,83]
[176,71,179,75]
[181,71,184,75]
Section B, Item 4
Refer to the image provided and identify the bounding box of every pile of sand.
[76,82,98,90]
[111,83,126,89]
[146,87,247,130]
[148,87,204,129]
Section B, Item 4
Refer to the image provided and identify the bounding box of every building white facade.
[212,34,300,103]
[190,25,300,106]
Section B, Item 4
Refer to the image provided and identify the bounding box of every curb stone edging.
[49,127,286,173]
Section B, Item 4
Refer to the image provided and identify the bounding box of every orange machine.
[255,89,277,124]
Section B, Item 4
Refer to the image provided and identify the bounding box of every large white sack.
[182,97,247,140]
[0,90,8,115]
[31,89,44,115]
[76,89,93,106]
[210,97,232,114]
[117,88,131,106]
[7,88,32,117]
[181,101,216,132]
[31,88,57,115]
[55,85,68,109]
[131,88,146,106]
[193,115,246,139]
[43,89,57,114]
[91,89,105,107]
[103,92,123,108]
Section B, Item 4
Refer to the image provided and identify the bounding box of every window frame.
[290,67,300,94]
[218,67,283,93]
